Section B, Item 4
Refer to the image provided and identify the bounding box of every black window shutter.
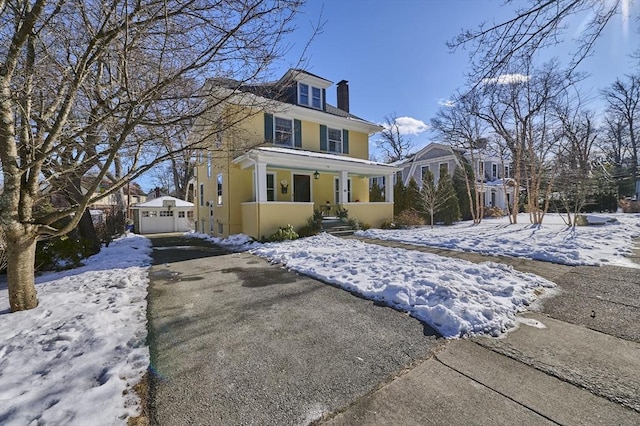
[294,119,302,147]
[320,125,327,151]
[264,113,273,142]
[342,129,349,154]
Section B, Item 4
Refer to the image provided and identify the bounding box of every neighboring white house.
[386,143,518,211]
[131,196,194,234]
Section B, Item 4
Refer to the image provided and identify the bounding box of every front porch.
[234,147,400,239]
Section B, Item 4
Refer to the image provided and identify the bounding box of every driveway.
[146,234,640,425]
[146,235,443,425]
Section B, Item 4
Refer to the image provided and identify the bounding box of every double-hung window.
[312,87,322,109]
[275,117,293,146]
[504,165,511,179]
[492,163,498,179]
[421,165,430,180]
[299,83,309,106]
[266,173,275,201]
[328,128,342,153]
[217,174,223,205]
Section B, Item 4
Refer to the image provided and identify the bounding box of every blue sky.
[272,0,640,158]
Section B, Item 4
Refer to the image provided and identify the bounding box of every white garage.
[131,196,194,234]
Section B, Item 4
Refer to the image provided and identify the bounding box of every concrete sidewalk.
[326,334,639,425]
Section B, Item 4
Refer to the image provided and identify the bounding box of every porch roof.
[233,146,401,177]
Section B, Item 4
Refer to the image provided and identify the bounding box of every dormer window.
[312,87,322,109]
[299,83,309,106]
[298,82,323,110]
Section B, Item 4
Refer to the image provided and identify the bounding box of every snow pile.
[357,213,640,268]
[0,234,152,426]
[185,231,261,251]
[253,234,555,338]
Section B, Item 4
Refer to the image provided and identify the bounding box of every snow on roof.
[254,146,396,168]
[132,196,193,208]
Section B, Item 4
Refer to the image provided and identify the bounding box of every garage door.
[141,216,174,234]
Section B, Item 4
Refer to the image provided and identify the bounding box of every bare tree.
[602,74,640,198]
[449,0,623,85]
[472,61,569,224]
[0,0,304,312]
[417,170,457,229]
[553,99,598,226]
[431,90,489,224]
[375,113,415,162]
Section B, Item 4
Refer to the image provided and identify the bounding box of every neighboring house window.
[421,165,430,180]
[298,83,309,105]
[149,211,158,218]
[312,87,322,109]
[328,128,342,153]
[160,210,173,217]
[266,173,275,201]
[395,170,403,184]
[275,117,293,146]
[491,163,498,179]
[199,183,204,207]
[218,223,224,234]
[334,178,352,203]
[178,211,186,218]
[504,165,511,179]
[207,152,212,178]
[142,211,150,218]
[187,211,194,219]
[217,174,223,205]
[439,163,449,177]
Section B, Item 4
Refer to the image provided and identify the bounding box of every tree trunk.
[6,230,38,312]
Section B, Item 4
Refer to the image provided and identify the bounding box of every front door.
[293,174,311,202]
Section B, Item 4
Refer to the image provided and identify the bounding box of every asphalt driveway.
[146,235,443,425]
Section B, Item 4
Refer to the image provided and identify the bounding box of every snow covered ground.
[2,213,638,423]
[253,234,556,338]
[0,234,152,426]
[357,213,640,268]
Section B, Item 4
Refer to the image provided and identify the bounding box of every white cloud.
[383,116,429,135]
[482,73,530,85]
[438,98,455,107]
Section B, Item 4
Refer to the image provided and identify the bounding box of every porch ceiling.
[233,147,401,177]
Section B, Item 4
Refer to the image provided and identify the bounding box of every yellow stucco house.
[193,69,400,239]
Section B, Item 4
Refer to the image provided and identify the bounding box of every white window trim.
[311,87,322,109]
[266,172,276,202]
[297,82,322,110]
[491,163,498,179]
[217,174,223,205]
[298,82,309,106]
[327,127,343,153]
[274,116,294,147]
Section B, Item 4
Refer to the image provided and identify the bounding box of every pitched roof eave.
[233,147,401,176]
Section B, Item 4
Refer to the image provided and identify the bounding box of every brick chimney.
[337,80,349,113]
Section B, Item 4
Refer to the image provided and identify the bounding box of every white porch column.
[385,174,394,203]
[338,170,348,204]
[255,162,267,202]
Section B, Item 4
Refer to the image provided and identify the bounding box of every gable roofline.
[280,69,333,88]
